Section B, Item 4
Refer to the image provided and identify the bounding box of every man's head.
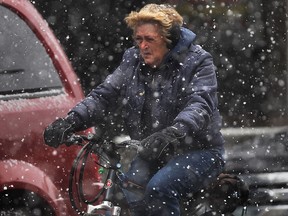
[125,4,183,68]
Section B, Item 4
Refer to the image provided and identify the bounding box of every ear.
[167,25,181,49]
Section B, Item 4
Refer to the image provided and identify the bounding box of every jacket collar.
[172,27,196,53]
[159,27,197,67]
[168,27,196,62]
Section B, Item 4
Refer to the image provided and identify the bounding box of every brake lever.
[65,134,85,146]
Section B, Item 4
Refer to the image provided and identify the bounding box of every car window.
[0,5,63,98]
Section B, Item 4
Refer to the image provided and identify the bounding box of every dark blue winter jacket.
[71,28,224,149]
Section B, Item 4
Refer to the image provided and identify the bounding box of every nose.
[138,40,148,50]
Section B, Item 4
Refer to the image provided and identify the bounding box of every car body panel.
[0,0,97,215]
[0,159,67,213]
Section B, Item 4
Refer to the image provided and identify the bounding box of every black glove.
[139,127,185,162]
[44,114,78,148]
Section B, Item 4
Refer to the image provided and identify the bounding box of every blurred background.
[31,0,287,129]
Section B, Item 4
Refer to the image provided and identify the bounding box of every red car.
[0,0,98,215]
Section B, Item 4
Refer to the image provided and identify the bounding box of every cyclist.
[44,4,225,216]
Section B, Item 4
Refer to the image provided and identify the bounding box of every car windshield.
[0,5,62,95]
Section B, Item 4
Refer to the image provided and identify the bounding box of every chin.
[144,60,156,67]
[144,61,152,66]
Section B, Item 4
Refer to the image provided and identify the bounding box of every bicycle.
[66,133,249,216]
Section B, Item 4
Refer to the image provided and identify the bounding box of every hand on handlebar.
[44,118,75,148]
[139,127,185,162]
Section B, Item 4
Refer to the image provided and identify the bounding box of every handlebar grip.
[118,140,142,151]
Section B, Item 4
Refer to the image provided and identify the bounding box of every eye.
[134,37,143,45]
[145,37,155,43]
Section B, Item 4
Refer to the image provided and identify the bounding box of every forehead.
[134,23,161,36]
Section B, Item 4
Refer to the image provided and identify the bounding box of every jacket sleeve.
[69,49,135,129]
[173,46,220,135]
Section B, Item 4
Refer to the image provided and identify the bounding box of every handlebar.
[65,133,142,152]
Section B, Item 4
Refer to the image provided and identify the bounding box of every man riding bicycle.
[44,4,225,216]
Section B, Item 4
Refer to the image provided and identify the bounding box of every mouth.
[141,52,151,59]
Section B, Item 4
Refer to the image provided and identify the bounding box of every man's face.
[134,23,169,68]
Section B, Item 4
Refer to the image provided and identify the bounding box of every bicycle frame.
[68,134,249,216]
